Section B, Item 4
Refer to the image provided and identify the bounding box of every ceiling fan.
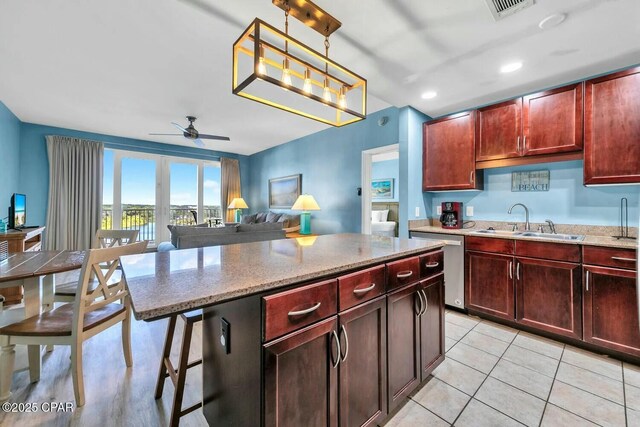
[150,116,230,147]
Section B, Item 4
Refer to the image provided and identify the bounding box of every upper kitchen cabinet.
[522,83,584,156]
[423,111,483,191]
[476,98,522,162]
[584,67,640,185]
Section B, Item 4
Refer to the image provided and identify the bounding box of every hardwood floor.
[0,306,208,426]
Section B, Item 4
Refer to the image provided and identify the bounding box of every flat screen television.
[9,193,26,229]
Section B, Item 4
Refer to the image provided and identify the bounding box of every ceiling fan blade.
[171,122,189,133]
[149,133,183,136]
[199,133,231,141]
[192,138,206,148]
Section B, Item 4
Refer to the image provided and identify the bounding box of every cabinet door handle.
[415,289,425,316]
[516,262,520,281]
[470,170,475,183]
[339,325,349,362]
[425,262,440,268]
[517,136,520,153]
[509,261,513,280]
[586,270,590,292]
[523,136,527,152]
[421,289,429,316]
[353,283,376,295]
[611,256,636,262]
[330,330,341,369]
[397,271,413,279]
[288,302,321,317]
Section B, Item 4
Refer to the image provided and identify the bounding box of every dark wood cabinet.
[338,296,387,427]
[264,316,339,427]
[423,111,482,191]
[583,265,640,357]
[465,250,515,320]
[476,99,522,161]
[515,257,582,340]
[419,274,445,379]
[386,283,420,412]
[584,67,640,185]
[522,83,584,156]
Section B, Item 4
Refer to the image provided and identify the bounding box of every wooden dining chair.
[54,229,139,303]
[0,241,147,406]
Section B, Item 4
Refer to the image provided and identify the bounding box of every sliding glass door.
[103,149,221,246]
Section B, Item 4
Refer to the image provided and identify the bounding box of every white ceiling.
[1,0,638,155]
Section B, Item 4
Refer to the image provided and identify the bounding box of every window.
[102,149,221,245]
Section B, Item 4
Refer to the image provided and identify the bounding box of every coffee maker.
[440,202,463,229]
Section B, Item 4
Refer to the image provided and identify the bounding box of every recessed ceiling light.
[539,13,566,30]
[421,91,437,99]
[500,62,523,73]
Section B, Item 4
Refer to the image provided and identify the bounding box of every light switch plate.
[466,206,474,217]
[415,207,420,217]
[436,205,442,215]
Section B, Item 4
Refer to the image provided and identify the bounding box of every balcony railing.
[101,206,223,242]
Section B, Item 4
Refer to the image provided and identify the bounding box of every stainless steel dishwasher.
[410,231,465,309]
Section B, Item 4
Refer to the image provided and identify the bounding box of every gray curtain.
[45,135,104,251]
[221,157,242,223]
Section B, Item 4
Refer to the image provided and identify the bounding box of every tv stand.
[0,226,46,304]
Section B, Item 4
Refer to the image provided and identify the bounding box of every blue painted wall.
[0,101,21,221]
[372,159,399,202]
[18,122,250,226]
[429,160,639,226]
[247,107,400,235]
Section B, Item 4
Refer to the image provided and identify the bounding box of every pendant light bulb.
[322,78,332,103]
[338,86,347,110]
[303,69,313,94]
[281,59,292,87]
[257,45,267,76]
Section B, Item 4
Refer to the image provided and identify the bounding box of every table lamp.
[227,198,249,223]
[291,194,320,235]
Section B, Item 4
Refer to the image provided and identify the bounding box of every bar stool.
[155,310,203,427]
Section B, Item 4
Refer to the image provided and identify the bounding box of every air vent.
[484,0,534,21]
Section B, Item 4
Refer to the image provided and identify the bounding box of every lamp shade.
[291,194,320,211]
[227,198,249,209]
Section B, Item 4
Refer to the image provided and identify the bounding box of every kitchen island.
[121,233,446,426]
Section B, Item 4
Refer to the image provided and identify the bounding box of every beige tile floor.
[384,310,640,427]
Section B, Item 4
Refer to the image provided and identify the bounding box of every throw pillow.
[241,214,257,224]
[379,210,390,222]
[371,211,382,223]
[266,211,282,223]
[255,212,268,223]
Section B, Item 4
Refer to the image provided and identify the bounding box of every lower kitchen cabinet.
[515,257,582,339]
[338,296,387,427]
[419,275,445,378]
[465,251,515,320]
[387,283,420,412]
[583,265,640,357]
[264,316,339,427]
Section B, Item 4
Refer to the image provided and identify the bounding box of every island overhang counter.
[120,233,446,426]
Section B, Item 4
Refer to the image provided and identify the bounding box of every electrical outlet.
[466,206,474,217]
[415,207,420,217]
[436,205,442,215]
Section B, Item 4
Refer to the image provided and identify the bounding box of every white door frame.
[361,144,399,234]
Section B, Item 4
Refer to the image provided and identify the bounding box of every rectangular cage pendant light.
[233,13,367,127]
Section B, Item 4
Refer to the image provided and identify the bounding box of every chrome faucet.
[545,219,557,234]
[508,203,531,231]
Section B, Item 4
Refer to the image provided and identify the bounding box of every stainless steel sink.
[518,232,585,241]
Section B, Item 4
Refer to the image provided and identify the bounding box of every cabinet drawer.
[338,265,385,311]
[387,256,420,290]
[263,279,337,342]
[465,236,514,254]
[515,240,580,263]
[419,250,444,279]
[583,246,637,270]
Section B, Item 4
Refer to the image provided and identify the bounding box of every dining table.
[0,250,84,400]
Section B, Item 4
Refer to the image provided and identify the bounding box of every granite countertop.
[121,233,445,321]
[409,225,637,250]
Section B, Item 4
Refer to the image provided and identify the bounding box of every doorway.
[361,144,399,236]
